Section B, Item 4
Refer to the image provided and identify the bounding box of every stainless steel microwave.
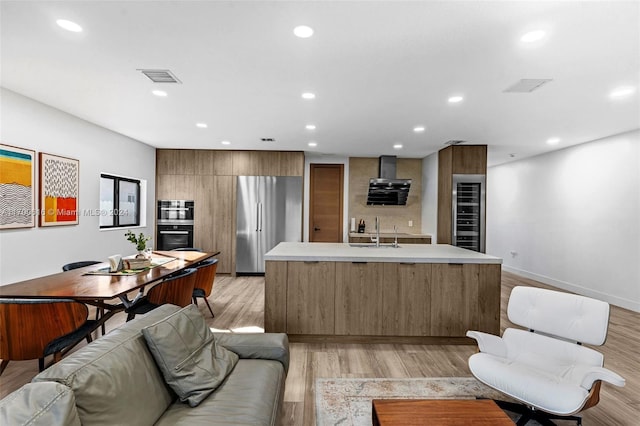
[157,200,194,225]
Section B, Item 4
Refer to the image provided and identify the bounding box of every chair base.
[495,400,582,426]
[193,296,215,318]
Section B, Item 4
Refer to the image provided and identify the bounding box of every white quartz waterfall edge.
[315,377,526,426]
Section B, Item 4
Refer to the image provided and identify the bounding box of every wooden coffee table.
[372,399,514,425]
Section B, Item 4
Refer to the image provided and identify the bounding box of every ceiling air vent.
[138,69,182,84]
[444,140,466,146]
[504,79,552,93]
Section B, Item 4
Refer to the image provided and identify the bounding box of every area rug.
[315,377,512,426]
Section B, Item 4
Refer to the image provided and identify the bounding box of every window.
[100,174,141,228]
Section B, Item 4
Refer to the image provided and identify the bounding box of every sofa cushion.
[142,304,239,407]
[0,382,81,426]
[33,305,181,426]
[155,359,285,426]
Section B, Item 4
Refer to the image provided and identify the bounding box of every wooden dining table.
[0,250,218,331]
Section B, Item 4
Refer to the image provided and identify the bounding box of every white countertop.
[264,242,502,264]
[348,232,431,238]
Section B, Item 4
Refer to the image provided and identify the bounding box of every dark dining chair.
[62,260,101,271]
[0,299,96,375]
[171,247,202,252]
[125,268,198,321]
[192,258,219,317]
[62,261,105,334]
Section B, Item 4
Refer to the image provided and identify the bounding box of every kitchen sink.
[348,243,400,248]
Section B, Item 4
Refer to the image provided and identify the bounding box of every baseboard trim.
[502,265,640,313]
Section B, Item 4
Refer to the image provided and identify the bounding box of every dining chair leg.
[202,297,215,318]
[193,297,198,305]
[38,358,45,372]
[0,359,9,376]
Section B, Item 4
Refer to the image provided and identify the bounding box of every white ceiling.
[2,1,638,167]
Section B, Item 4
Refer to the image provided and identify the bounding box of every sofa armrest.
[213,333,289,374]
[578,366,626,389]
[0,382,81,426]
[466,330,507,358]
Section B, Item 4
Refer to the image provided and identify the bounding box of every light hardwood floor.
[1,272,638,425]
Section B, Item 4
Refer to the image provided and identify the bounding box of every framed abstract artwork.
[0,143,36,229]
[39,152,79,226]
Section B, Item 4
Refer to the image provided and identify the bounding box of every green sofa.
[0,304,289,425]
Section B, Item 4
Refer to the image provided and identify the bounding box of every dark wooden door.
[309,164,343,242]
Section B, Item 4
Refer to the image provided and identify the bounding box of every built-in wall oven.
[156,200,194,250]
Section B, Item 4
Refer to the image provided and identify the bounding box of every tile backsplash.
[348,157,422,234]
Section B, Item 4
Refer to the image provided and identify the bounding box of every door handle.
[314,227,321,231]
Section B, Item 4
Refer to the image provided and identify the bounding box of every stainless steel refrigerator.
[236,176,303,274]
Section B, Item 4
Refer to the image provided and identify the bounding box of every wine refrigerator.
[452,174,486,253]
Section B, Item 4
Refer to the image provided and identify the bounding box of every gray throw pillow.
[141,304,239,407]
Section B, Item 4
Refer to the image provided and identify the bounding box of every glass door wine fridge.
[452,174,486,252]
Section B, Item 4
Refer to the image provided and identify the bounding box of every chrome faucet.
[370,216,381,247]
[392,225,399,248]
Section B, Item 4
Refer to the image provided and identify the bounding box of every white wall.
[0,89,156,285]
[487,130,640,312]
[421,152,438,241]
[303,154,350,242]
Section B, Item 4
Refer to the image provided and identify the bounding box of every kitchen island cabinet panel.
[264,243,501,343]
[265,261,288,332]
[477,264,502,334]
[335,262,384,335]
[382,263,431,336]
[430,264,479,336]
[286,261,335,334]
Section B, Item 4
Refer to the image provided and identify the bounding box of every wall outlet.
[408,220,413,227]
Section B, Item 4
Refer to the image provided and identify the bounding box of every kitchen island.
[264,242,502,344]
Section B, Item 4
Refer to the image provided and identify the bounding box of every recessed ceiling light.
[56,19,82,33]
[393,144,403,150]
[152,90,167,97]
[448,95,463,103]
[294,26,314,38]
[609,86,636,99]
[305,124,316,130]
[221,140,231,145]
[413,126,426,133]
[520,30,546,43]
[308,142,317,147]
[301,92,316,100]
[196,123,207,128]
[546,137,561,145]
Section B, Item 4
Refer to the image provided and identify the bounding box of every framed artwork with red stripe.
[39,152,79,227]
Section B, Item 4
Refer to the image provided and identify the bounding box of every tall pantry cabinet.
[437,145,487,249]
[156,150,304,274]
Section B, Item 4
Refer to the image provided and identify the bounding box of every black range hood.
[366,156,412,206]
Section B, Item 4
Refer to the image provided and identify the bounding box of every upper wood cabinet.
[156,149,196,175]
[157,150,304,177]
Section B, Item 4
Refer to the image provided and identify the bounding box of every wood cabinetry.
[382,263,431,336]
[430,263,501,336]
[437,145,487,245]
[286,261,335,334]
[265,259,500,342]
[156,150,304,273]
[335,262,384,335]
